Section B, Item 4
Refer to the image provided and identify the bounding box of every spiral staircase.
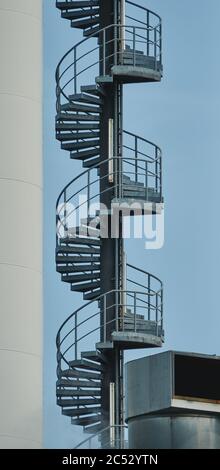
[55,0,164,443]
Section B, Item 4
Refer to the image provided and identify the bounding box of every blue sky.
[44,0,220,448]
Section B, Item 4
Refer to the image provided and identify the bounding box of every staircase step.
[125,311,145,320]
[63,406,101,417]
[60,102,101,114]
[81,350,108,364]
[56,1,99,10]
[57,398,100,407]
[62,272,100,283]
[71,415,101,427]
[71,17,99,28]
[70,148,100,160]
[83,24,100,37]
[57,245,100,255]
[61,8,99,20]
[83,289,101,300]
[123,191,146,198]
[123,183,147,191]
[123,319,150,327]
[80,215,100,225]
[57,382,101,392]
[74,226,100,237]
[84,422,103,434]
[60,236,101,246]
[83,156,101,168]
[71,280,100,292]
[81,84,103,96]
[57,264,100,273]
[56,113,100,122]
[123,181,145,188]
[62,369,101,380]
[56,123,100,131]
[122,56,156,64]
[125,45,144,55]
[56,255,100,264]
[62,139,99,151]
[69,93,102,106]
[58,388,100,397]
[57,131,100,142]
[69,359,103,372]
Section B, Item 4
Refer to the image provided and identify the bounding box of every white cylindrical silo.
[0,0,42,448]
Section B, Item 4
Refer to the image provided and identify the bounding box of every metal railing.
[56,21,162,110]
[56,284,163,375]
[74,424,128,449]
[122,130,162,197]
[56,150,162,241]
[126,263,163,325]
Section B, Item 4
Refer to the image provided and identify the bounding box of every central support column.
[99,0,124,437]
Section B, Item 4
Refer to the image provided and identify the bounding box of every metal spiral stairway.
[56,1,100,37]
[55,0,164,443]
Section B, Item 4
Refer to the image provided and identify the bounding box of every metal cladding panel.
[128,415,220,449]
[126,351,172,420]
[126,351,220,422]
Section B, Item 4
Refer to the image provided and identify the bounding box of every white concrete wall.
[0,0,42,448]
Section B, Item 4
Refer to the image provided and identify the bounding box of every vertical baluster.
[156,293,158,336]
[156,146,158,193]
[159,22,162,69]
[74,47,77,94]
[145,161,148,200]
[57,332,61,377]
[64,189,67,237]
[103,28,106,75]
[147,11,150,56]
[133,27,136,66]
[75,312,78,360]
[104,294,107,342]
[116,290,119,332]
[148,274,150,321]
[154,27,157,69]
[87,170,90,217]
[135,136,138,183]
[134,292,137,332]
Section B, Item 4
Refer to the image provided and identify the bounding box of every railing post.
[159,22,162,69]
[87,170,90,216]
[120,0,126,51]
[161,287,163,332]
[135,136,138,183]
[74,47,77,94]
[147,10,150,56]
[134,292,137,332]
[116,290,119,332]
[156,147,158,193]
[57,332,61,369]
[145,161,148,200]
[154,27,157,69]
[75,312,78,360]
[160,152,162,201]
[103,29,106,76]
[104,294,107,342]
[156,293,158,336]
[148,274,150,320]
[64,189,67,237]
[133,27,136,66]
